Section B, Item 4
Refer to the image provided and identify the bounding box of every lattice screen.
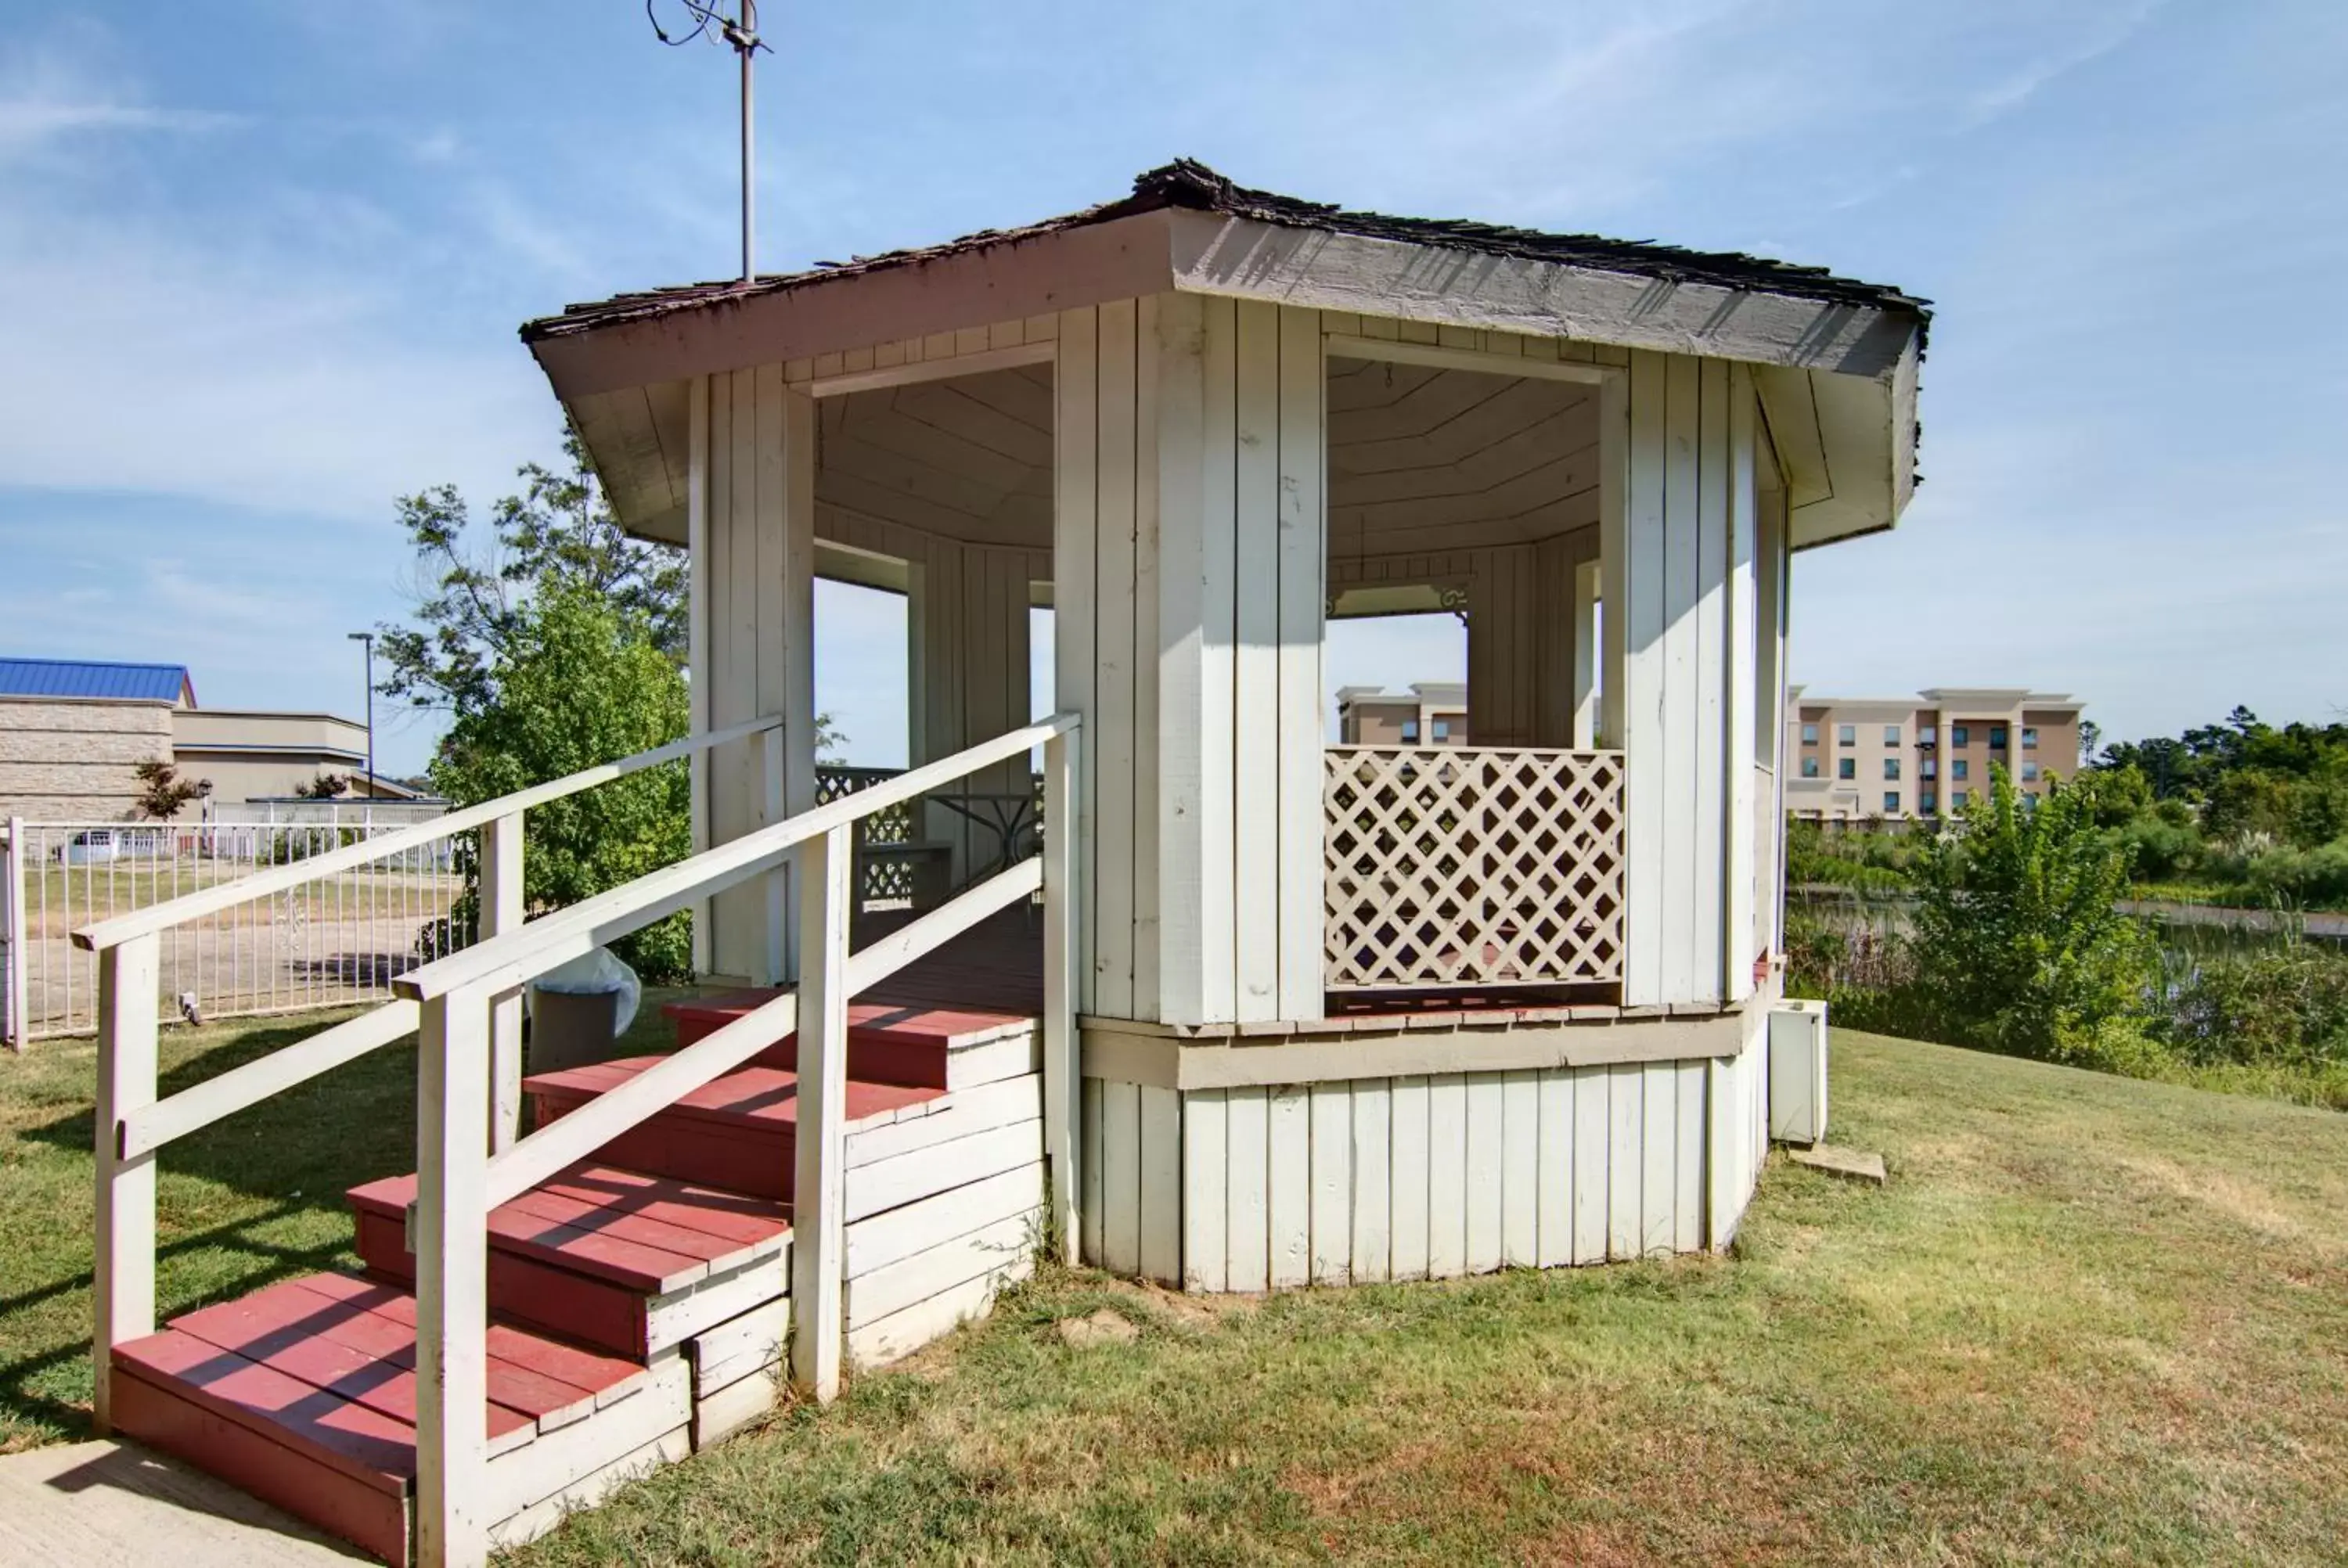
[1323,747,1626,991]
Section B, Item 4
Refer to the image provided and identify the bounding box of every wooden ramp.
[105,924,1050,1564]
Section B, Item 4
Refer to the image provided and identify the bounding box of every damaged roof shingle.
[521,158,1930,344]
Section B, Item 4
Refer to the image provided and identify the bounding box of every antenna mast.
[646,0,769,283]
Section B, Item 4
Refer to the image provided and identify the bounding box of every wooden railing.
[388,715,1076,1563]
[1323,746,1626,991]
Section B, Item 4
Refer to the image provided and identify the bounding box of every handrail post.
[789,823,850,1402]
[481,810,525,1153]
[1041,725,1079,1264]
[92,930,160,1433]
[762,725,789,984]
[4,816,27,1052]
[415,985,491,1566]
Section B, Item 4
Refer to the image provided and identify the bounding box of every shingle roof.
[522,159,1932,345]
[0,657,193,704]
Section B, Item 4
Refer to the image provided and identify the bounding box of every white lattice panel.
[1323,747,1626,991]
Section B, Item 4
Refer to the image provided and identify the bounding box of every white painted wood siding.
[694,367,817,983]
[1610,352,1763,1006]
[1086,1037,1763,1288]
[1149,298,1327,1027]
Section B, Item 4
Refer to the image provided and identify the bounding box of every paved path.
[0,1438,362,1565]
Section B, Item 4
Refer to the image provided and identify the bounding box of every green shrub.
[2162,941,2348,1070]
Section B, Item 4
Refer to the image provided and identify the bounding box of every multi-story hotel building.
[1784,688,2084,822]
[1334,682,1470,746]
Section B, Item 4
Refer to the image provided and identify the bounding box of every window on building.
[1921,758,1938,779]
[1838,724,1856,746]
[1921,793,1938,815]
[1952,789,1968,807]
[2022,761,2040,782]
[1950,724,1969,746]
[1953,759,1969,780]
[1801,722,1819,745]
[1400,718,1420,743]
[1884,791,1901,813]
[1883,725,1901,746]
[2022,726,2039,750]
[1883,759,1900,780]
[1432,717,1451,742]
[1838,757,1855,780]
[1990,725,2008,749]
[1801,757,1820,779]
[1918,726,1937,748]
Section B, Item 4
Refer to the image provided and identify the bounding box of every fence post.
[92,931,160,1433]
[790,823,851,1402]
[1042,726,1080,1264]
[3,817,25,1052]
[762,724,789,985]
[480,811,525,1153]
[414,985,491,1566]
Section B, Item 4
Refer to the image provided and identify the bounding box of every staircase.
[105,993,1049,1564]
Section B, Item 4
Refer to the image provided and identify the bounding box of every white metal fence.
[2,816,470,1045]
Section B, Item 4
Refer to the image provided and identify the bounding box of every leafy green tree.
[376,430,685,714]
[1909,765,2155,1059]
[131,761,206,820]
[429,585,693,980]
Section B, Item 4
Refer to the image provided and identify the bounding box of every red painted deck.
[110,1272,649,1566]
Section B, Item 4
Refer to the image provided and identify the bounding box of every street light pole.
[346,632,375,796]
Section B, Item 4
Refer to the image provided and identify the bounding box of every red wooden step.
[664,991,1026,1090]
[108,1271,646,1565]
[348,1163,790,1357]
[524,1059,942,1202]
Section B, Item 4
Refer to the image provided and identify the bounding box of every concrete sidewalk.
[0,1438,363,1565]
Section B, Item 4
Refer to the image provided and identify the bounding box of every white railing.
[1323,746,1626,991]
[74,714,787,1456]
[88,711,1082,1566]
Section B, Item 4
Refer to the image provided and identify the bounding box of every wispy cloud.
[1964,0,2165,126]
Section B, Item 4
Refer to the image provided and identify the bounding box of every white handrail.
[73,714,786,953]
[396,712,1079,1003]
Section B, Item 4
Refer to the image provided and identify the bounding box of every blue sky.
[2,2,2342,775]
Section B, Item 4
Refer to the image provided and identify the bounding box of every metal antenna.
[647,0,769,282]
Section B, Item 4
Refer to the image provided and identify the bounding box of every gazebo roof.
[524,160,1929,346]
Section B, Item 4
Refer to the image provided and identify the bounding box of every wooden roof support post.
[790,823,852,1403]
[1043,723,1082,1262]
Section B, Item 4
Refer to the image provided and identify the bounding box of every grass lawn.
[4,1020,2345,1563]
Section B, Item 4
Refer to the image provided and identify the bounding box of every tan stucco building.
[0,658,424,820]
[1334,682,1468,746]
[1784,687,2083,821]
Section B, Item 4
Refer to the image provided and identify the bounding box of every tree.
[375,429,686,714]
[2076,718,2101,767]
[1908,764,2154,1059]
[295,773,352,800]
[429,584,693,980]
[131,761,207,820]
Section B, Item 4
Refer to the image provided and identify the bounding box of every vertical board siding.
[1427,1074,1468,1278]
[1500,1070,1539,1268]
[1182,1088,1227,1292]
[1225,1086,1271,1291]
[1080,1075,1105,1264]
[1463,1074,1504,1274]
[1388,1075,1431,1280]
[1053,310,1100,1015]
[1617,349,1753,1006]
[1138,1084,1182,1286]
[701,366,816,981]
[1724,367,1759,998]
[1274,308,1328,1021]
[1230,303,1284,1022]
[1140,1037,1748,1291]
[1092,301,1140,1020]
[1101,1079,1142,1275]
[1309,1082,1351,1285]
[1266,1087,1312,1288]
[1349,1081,1392,1283]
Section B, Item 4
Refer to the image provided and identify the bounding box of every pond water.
[1789,890,2348,972]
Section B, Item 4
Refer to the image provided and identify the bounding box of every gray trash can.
[527,948,641,1075]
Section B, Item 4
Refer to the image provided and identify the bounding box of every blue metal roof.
[0,657,193,703]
